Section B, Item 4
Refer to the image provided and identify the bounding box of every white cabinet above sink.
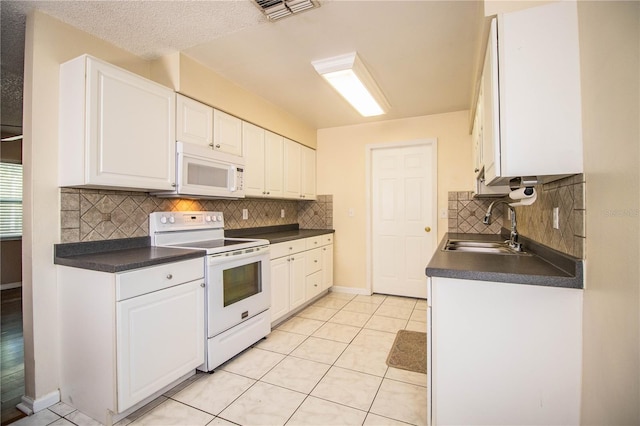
[475,1,583,186]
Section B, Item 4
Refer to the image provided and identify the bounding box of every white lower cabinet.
[429,276,582,425]
[58,258,205,425]
[270,234,333,324]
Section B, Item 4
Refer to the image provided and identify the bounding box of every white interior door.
[370,142,436,299]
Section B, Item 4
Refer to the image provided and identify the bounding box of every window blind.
[0,162,23,238]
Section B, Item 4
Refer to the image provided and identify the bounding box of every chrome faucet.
[483,200,523,252]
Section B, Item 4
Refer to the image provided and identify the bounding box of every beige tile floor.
[12,292,427,426]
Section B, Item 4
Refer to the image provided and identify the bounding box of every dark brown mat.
[386,330,427,374]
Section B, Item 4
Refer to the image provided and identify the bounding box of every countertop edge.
[54,239,205,273]
[426,233,584,290]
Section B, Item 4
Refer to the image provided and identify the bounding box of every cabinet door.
[289,254,306,310]
[264,131,284,198]
[321,244,334,290]
[176,94,213,147]
[270,257,291,323]
[283,138,302,199]
[242,122,266,197]
[482,18,501,184]
[116,280,204,411]
[86,58,176,190]
[301,146,317,200]
[213,109,242,156]
[497,1,582,179]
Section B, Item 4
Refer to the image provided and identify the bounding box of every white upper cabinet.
[283,138,302,199]
[59,55,176,191]
[213,109,243,156]
[482,1,583,185]
[242,123,285,198]
[264,130,285,198]
[175,94,242,156]
[301,145,317,200]
[176,94,213,147]
[242,121,266,197]
[283,138,316,200]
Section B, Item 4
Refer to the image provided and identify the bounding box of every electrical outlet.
[439,208,448,219]
[281,209,285,218]
[553,207,559,229]
[242,209,248,220]
[348,208,355,217]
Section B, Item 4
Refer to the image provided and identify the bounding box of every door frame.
[365,139,438,295]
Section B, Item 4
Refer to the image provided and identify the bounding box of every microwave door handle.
[229,165,237,192]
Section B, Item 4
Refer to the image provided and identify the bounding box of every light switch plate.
[281,209,285,218]
[553,207,559,229]
[242,209,248,220]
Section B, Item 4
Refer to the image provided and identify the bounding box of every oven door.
[206,246,270,337]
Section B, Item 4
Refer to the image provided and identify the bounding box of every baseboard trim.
[329,286,370,296]
[17,390,60,415]
[1,281,22,291]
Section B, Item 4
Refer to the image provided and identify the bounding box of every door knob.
[424,226,431,233]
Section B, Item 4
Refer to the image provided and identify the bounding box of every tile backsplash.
[448,174,586,259]
[509,174,585,259]
[448,191,505,234]
[60,189,333,243]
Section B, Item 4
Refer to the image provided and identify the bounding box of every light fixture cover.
[312,53,390,117]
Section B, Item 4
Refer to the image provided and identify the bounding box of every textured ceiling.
[0,0,485,135]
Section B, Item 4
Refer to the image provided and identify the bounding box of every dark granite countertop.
[426,233,583,289]
[226,224,334,244]
[54,237,205,273]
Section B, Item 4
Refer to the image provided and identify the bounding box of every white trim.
[1,281,22,290]
[17,389,60,415]
[329,285,370,296]
[365,139,438,296]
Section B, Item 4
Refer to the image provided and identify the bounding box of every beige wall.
[577,1,640,423]
[317,111,472,290]
[22,10,151,402]
[151,53,317,149]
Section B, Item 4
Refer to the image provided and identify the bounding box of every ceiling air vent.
[255,0,318,21]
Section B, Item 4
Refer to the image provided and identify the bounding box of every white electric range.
[150,211,271,371]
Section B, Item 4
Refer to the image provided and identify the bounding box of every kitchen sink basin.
[443,239,531,255]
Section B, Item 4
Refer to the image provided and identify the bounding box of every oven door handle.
[207,248,269,266]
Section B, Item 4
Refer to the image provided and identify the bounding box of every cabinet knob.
[291,257,295,261]
[424,227,431,233]
[267,191,270,195]
[314,260,318,263]
[171,183,176,187]
[166,274,173,279]
[200,283,205,288]
[208,143,214,148]
[215,144,221,148]
[474,168,480,173]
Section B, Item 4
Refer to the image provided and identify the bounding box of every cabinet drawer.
[305,248,322,275]
[320,234,333,246]
[306,236,322,250]
[270,239,307,259]
[117,258,204,301]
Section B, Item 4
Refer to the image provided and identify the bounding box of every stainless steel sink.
[443,239,531,255]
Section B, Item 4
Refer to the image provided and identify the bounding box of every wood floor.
[1,288,26,425]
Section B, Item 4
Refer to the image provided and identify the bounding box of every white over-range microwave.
[153,141,245,199]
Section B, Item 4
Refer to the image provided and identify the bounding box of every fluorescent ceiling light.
[312,53,390,117]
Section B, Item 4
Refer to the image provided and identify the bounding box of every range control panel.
[149,211,224,234]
